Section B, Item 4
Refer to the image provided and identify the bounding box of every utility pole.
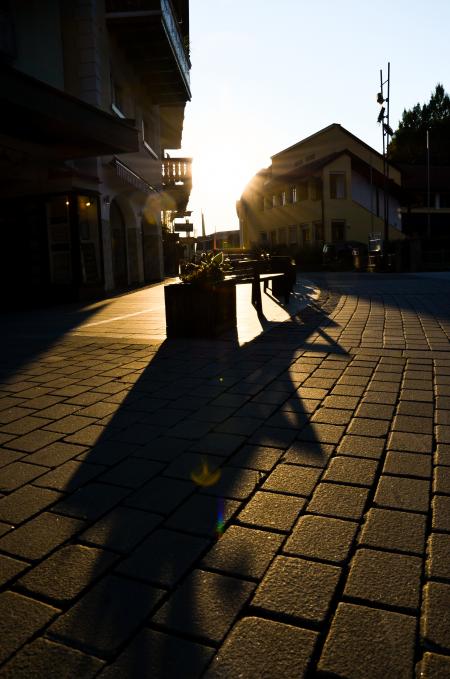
[377,62,393,268]
[427,129,431,239]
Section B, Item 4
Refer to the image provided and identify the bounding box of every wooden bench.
[225,258,295,314]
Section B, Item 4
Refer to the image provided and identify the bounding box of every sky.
[176,0,450,235]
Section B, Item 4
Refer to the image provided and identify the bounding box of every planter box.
[164,280,237,338]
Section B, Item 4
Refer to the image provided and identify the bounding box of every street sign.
[174,223,193,232]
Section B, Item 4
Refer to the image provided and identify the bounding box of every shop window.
[278,227,287,244]
[270,230,277,245]
[291,186,297,203]
[46,196,72,285]
[281,191,286,206]
[78,196,101,284]
[272,195,277,208]
[260,232,268,242]
[331,220,346,242]
[330,172,346,199]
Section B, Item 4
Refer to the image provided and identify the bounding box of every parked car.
[322,241,368,270]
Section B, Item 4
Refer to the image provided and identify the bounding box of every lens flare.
[190,458,221,487]
[216,498,225,539]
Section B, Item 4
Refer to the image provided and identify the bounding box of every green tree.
[389,84,450,164]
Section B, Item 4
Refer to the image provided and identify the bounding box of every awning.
[0,64,140,160]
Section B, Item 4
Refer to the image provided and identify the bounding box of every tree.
[389,84,450,165]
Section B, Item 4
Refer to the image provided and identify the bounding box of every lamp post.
[377,62,393,268]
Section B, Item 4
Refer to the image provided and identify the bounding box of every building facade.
[0,0,191,306]
[237,124,403,252]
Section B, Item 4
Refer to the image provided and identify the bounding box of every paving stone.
[25,442,87,467]
[281,397,320,414]
[337,434,385,459]
[203,616,318,679]
[17,544,118,605]
[344,548,422,611]
[33,460,106,492]
[80,506,161,552]
[393,414,433,435]
[201,525,283,579]
[283,441,334,468]
[238,491,304,532]
[383,451,432,478]
[77,441,139,466]
[52,482,129,521]
[229,445,282,471]
[63,424,108,446]
[318,602,416,679]
[251,555,341,624]
[417,651,450,679]
[262,464,321,497]
[116,528,208,587]
[98,458,163,489]
[97,628,213,679]
[435,444,450,467]
[1,415,53,435]
[332,384,366,398]
[0,511,84,560]
[401,389,434,402]
[324,456,378,486]
[48,574,164,658]
[249,426,297,449]
[307,483,368,520]
[200,466,259,501]
[421,582,450,651]
[432,495,450,532]
[4,429,62,453]
[0,553,29,587]
[322,395,360,410]
[355,402,395,420]
[153,569,255,643]
[374,475,430,512]
[435,409,450,425]
[346,417,390,437]
[0,590,59,664]
[0,637,104,679]
[125,476,193,515]
[166,494,239,537]
[297,422,345,445]
[396,401,434,418]
[363,390,398,405]
[189,432,245,456]
[0,406,36,424]
[0,448,24,469]
[359,508,427,554]
[0,461,48,492]
[284,514,358,564]
[311,407,353,425]
[388,431,433,453]
[427,533,450,581]
[434,466,450,494]
[0,485,62,524]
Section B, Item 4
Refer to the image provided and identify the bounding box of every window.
[331,220,346,242]
[111,75,125,118]
[301,225,310,245]
[281,191,286,206]
[288,225,298,244]
[311,179,322,201]
[291,186,297,203]
[298,181,308,201]
[272,195,277,208]
[270,230,277,245]
[260,232,268,242]
[314,222,324,242]
[330,172,346,199]
[278,227,287,244]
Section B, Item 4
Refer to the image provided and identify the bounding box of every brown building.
[0,0,191,306]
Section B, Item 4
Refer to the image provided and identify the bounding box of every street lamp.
[377,62,391,267]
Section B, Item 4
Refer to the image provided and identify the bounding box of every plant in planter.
[164,252,237,338]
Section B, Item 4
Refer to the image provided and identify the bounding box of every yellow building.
[237,124,403,252]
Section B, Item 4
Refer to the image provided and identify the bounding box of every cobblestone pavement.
[0,272,449,678]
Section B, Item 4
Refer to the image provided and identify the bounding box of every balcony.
[105,0,191,104]
[161,157,192,214]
